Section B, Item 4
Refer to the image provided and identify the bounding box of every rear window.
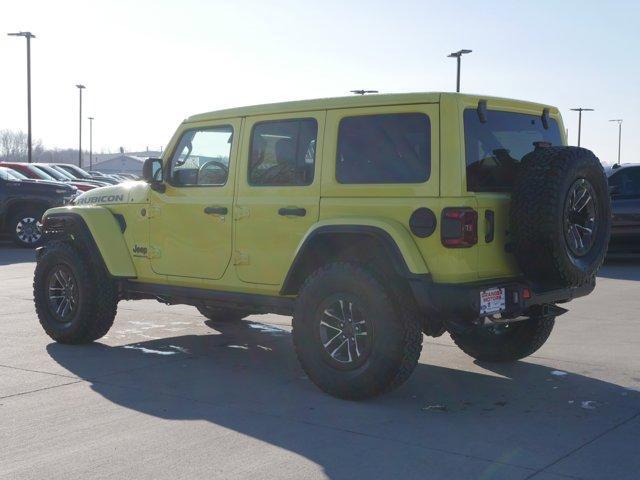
[336,113,430,184]
[464,109,562,191]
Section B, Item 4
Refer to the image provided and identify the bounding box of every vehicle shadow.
[598,258,640,281]
[0,242,35,265]
[44,318,640,477]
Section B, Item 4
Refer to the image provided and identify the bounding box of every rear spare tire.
[510,146,610,287]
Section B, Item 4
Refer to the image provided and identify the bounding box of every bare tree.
[0,129,46,162]
[0,129,28,161]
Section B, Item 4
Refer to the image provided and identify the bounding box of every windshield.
[0,167,26,180]
[62,164,92,179]
[464,109,562,191]
[35,165,71,181]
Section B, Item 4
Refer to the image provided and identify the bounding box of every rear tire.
[450,316,555,362]
[196,306,250,322]
[293,262,422,400]
[34,241,118,343]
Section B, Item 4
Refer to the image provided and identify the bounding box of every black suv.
[607,163,640,254]
[0,167,77,247]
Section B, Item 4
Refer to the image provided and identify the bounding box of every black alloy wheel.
[46,264,79,324]
[317,295,373,370]
[564,178,598,257]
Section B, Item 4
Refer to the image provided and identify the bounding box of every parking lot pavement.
[1,243,639,480]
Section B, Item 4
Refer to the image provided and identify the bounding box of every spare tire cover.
[510,146,611,288]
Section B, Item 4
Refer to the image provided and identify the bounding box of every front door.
[234,112,324,285]
[149,120,240,280]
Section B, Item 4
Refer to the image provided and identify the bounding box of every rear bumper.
[410,277,595,321]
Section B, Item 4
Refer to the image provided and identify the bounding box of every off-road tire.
[34,241,118,343]
[196,306,250,322]
[293,262,422,400]
[450,316,555,362]
[510,147,610,288]
[10,207,45,248]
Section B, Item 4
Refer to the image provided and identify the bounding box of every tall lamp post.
[447,49,472,93]
[76,84,85,167]
[609,119,623,165]
[570,107,594,147]
[88,116,94,171]
[7,31,36,163]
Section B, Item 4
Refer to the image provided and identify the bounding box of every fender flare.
[40,208,136,278]
[280,221,430,295]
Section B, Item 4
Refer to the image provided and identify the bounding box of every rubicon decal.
[76,194,125,205]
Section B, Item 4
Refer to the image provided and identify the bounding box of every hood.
[6,179,77,196]
[74,181,149,205]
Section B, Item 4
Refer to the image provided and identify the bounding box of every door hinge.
[147,245,162,259]
[148,206,162,218]
[234,206,250,221]
[233,250,249,265]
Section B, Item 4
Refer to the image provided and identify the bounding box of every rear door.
[234,112,324,285]
[461,100,565,279]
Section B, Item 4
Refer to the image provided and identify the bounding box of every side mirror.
[143,158,165,192]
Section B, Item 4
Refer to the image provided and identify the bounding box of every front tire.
[293,263,422,400]
[34,242,118,344]
[450,316,555,362]
[11,208,45,248]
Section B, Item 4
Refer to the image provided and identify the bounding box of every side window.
[336,113,430,184]
[169,126,233,187]
[249,118,317,186]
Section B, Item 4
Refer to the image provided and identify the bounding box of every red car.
[0,162,97,191]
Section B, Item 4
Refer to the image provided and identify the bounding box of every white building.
[91,155,147,175]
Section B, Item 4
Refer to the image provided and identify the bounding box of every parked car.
[0,166,77,247]
[53,164,120,185]
[607,163,640,254]
[0,162,100,191]
[33,92,611,399]
[117,173,140,180]
[32,163,108,189]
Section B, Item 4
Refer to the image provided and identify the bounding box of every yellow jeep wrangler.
[33,93,611,399]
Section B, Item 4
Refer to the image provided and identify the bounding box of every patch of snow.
[257,345,272,351]
[581,400,597,410]
[227,344,249,350]
[168,345,190,354]
[248,323,289,334]
[551,370,568,376]
[123,345,176,355]
[422,404,448,412]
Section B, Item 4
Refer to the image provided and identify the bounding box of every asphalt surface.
[1,243,639,480]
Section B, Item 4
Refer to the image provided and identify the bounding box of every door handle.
[278,207,306,217]
[204,206,228,215]
[485,210,495,243]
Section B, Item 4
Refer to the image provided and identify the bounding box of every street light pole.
[7,31,36,163]
[88,117,94,171]
[570,108,594,147]
[447,49,472,92]
[609,119,623,165]
[76,84,85,167]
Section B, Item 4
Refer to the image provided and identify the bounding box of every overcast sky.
[1,0,638,163]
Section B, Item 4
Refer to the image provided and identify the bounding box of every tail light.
[441,208,478,248]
